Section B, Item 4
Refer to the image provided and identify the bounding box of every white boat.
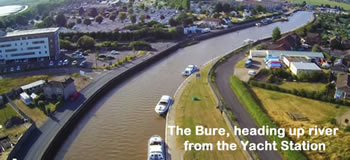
[182,65,199,76]
[243,39,255,44]
[148,135,165,160]
[155,95,172,115]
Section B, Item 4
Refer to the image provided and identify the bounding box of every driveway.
[214,51,283,160]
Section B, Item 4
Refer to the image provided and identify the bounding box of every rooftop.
[21,80,46,90]
[290,62,321,70]
[267,50,324,58]
[284,55,310,62]
[2,28,60,38]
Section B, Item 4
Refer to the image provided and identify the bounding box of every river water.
[56,11,314,160]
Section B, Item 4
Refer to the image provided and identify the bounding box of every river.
[56,11,314,160]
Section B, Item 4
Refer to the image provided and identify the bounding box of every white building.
[0,28,60,64]
[290,62,322,75]
[20,92,31,105]
[20,80,46,94]
[250,50,324,60]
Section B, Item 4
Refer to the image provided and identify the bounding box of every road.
[214,50,283,160]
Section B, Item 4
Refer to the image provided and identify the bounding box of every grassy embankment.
[0,75,49,95]
[175,64,247,160]
[279,81,327,92]
[230,76,307,160]
[289,0,350,10]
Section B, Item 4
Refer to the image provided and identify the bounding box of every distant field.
[289,0,350,10]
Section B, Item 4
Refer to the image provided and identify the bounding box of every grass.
[0,75,49,95]
[14,99,48,126]
[175,64,247,160]
[289,0,350,10]
[279,81,327,92]
[0,104,20,126]
[229,76,307,160]
[252,87,350,159]
[235,59,247,69]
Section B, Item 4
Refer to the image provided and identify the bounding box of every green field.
[252,87,350,159]
[230,76,307,160]
[0,104,20,126]
[279,81,327,92]
[0,75,49,95]
[175,64,247,160]
[289,0,350,10]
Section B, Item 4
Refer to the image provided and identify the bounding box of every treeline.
[60,27,184,43]
[166,0,190,10]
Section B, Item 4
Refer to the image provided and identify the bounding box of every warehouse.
[283,56,311,67]
[250,50,324,60]
[290,62,322,75]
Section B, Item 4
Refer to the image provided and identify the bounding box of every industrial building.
[283,56,311,67]
[289,62,322,75]
[0,28,60,64]
[250,50,324,59]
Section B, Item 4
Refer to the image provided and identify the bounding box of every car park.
[49,61,54,66]
[16,66,21,71]
[79,61,87,67]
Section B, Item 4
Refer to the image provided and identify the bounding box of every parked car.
[58,60,63,66]
[79,61,87,67]
[63,59,69,65]
[248,70,257,76]
[182,65,199,76]
[72,60,78,65]
[49,61,54,66]
[111,50,120,55]
[10,67,14,72]
[23,59,28,63]
[40,58,45,62]
[16,66,21,71]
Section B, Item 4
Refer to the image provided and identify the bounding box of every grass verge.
[230,75,307,160]
[279,81,327,92]
[14,99,47,126]
[175,64,247,160]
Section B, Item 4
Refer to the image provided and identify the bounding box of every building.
[43,78,76,100]
[20,80,46,94]
[290,62,322,75]
[197,18,222,29]
[184,26,198,35]
[0,28,60,64]
[269,33,301,50]
[282,56,310,68]
[250,50,324,60]
[335,74,350,99]
[0,136,13,152]
[20,92,32,105]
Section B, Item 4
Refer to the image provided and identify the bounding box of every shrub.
[328,118,337,125]
[345,126,350,132]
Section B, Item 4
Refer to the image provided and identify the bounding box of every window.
[27,46,40,50]
[45,51,47,54]
[5,49,17,52]
[11,52,35,57]
[32,41,45,44]
[0,44,11,48]
[39,51,41,54]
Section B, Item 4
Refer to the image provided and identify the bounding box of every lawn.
[0,75,49,94]
[289,0,350,10]
[279,81,327,92]
[0,104,21,126]
[235,59,246,69]
[14,100,48,126]
[252,87,350,159]
[175,64,247,160]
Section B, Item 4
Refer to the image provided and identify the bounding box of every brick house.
[43,78,76,100]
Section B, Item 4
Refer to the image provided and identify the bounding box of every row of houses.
[19,78,76,105]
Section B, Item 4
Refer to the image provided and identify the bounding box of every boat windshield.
[150,141,162,145]
[159,101,168,105]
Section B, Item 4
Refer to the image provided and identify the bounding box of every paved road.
[214,51,283,160]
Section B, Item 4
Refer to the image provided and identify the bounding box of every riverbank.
[9,11,308,160]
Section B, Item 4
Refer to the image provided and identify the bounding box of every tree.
[76,18,82,24]
[111,41,118,49]
[60,39,75,50]
[109,14,117,21]
[168,18,177,26]
[223,3,231,13]
[96,15,104,24]
[215,3,223,12]
[272,27,281,41]
[128,8,134,15]
[77,35,95,49]
[119,12,127,22]
[139,14,146,23]
[55,13,67,27]
[88,8,98,17]
[83,18,92,26]
[79,7,85,16]
[254,5,266,13]
[41,16,55,27]
[15,15,28,25]
[312,44,322,52]
[130,14,136,24]
[330,38,342,50]
[67,22,75,28]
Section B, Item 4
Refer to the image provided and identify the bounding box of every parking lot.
[234,57,265,82]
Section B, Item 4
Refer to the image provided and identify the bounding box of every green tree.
[76,18,82,24]
[130,14,136,24]
[330,38,342,50]
[215,3,223,12]
[67,22,75,28]
[83,18,92,26]
[139,14,146,23]
[43,16,55,27]
[168,18,178,26]
[60,39,76,50]
[96,15,104,24]
[222,3,231,13]
[111,41,118,49]
[55,13,67,27]
[109,14,117,21]
[254,5,266,13]
[312,44,322,52]
[128,8,134,15]
[88,8,98,17]
[272,27,281,41]
[119,12,127,22]
[77,35,95,49]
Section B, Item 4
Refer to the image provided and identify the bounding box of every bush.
[328,118,337,125]
[345,126,350,132]
[77,35,95,49]
[129,41,151,50]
